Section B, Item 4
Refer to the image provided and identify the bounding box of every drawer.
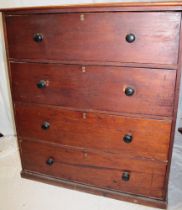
[21,140,166,199]
[6,12,180,65]
[15,103,171,161]
[11,63,176,116]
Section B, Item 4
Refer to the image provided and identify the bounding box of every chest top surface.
[1,1,182,13]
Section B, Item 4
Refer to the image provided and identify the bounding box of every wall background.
[0,0,181,137]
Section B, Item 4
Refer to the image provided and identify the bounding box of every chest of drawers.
[1,2,182,208]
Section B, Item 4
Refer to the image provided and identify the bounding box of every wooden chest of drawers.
[1,2,182,208]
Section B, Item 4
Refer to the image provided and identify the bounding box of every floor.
[0,135,182,210]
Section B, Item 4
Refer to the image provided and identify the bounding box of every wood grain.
[9,59,179,70]
[20,140,166,199]
[15,103,172,161]
[163,15,182,199]
[1,2,182,14]
[21,170,167,209]
[5,12,180,65]
[2,3,182,208]
[11,63,176,117]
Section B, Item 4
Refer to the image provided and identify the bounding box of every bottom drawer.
[20,140,166,199]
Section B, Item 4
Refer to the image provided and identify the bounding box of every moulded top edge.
[1,1,182,14]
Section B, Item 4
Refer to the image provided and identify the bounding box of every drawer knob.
[33,33,43,42]
[124,87,135,96]
[122,171,130,181]
[126,33,135,43]
[46,157,54,166]
[37,80,47,89]
[41,121,50,130]
[123,134,133,143]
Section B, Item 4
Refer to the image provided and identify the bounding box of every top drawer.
[5,12,180,65]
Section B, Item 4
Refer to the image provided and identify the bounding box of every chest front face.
[2,3,182,209]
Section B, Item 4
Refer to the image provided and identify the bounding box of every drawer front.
[11,63,176,117]
[21,140,166,199]
[15,103,171,161]
[6,12,180,65]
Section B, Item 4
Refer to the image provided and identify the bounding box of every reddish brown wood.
[5,12,180,65]
[20,140,166,199]
[11,63,176,117]
[1,2,182,14]
[9,59,178,70]
[15,103,171,162]
[163,14,182,199]
[2,3,182,208]
[21,170,167,209]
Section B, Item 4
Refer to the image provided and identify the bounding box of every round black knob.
[33,33,43,42]
[122,171,130,181]
[37,80,46,89]
[46,157,54,166]
[126,33,135,43]
[124,87,135,96]
[41,121,50,130]
[123,134,133,143]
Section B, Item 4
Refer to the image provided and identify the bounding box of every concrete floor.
[0,136,182,210]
